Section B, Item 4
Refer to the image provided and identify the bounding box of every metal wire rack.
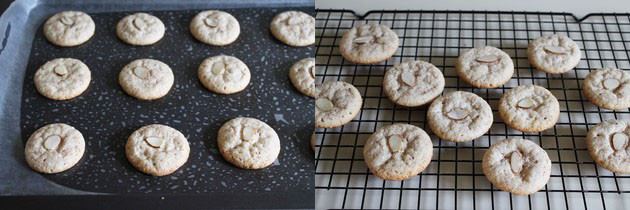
[314,10,630,210]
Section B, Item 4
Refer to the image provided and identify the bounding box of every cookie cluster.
[317,22,630,195]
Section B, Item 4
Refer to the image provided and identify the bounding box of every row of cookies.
[44,10,314,47]
[25,117,280,176]
[337,23,630,110]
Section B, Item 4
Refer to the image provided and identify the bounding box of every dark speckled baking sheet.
[19,6,314,196]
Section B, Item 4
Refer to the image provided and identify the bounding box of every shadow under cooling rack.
[314,10,630,210]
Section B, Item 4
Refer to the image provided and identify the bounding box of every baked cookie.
[363,124,433,181]
[269,11,315,47]
[116,13,165,46]
[217,117,281,169]
[198,55,251,94]
[482,138,551,195]
[119,59,174,100]
[583,68,630,110]
[527,34,581,74]
[315,81,363,128]
[499,85,560,132]
[289,57,316,97]
[25,123,85,174]
[43,11,95,47]
[311,132,316,151]
[383,60,445,106]
[427,91,493,142]
[34,58,91,100]
[456,46,514,88]
[339,23,399,64]
[190,10,240,46]
[125,124,190,176]
[586,119,630,174]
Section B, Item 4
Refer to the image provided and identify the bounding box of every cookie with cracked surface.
[583,68,630,110]
[190,10,240,46]
[482,138,551,195]
[289,57,316,97]
[44,11,95,47]
[269,11,315,47]
[586,119,630,174]
[527,34,581,74]
[363,123,433,181]
[339,23,399,64]
[34,58,91,100]
[125,124,190,176]
[116,13,165,46]
[315,81,363,128]
[499,85,560,133]
[25,123,85,174]
[383,60,445,106]
[456,46,514,88]
[427,91,493,142]
[198,55,251,94]
[119,59,174,100]
[217,117,281,169]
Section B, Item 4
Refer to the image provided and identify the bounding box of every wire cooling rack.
[314,10,630,210]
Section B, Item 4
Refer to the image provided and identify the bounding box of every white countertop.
[316,0,630,18]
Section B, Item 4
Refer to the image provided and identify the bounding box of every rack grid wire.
[314,10,630,210]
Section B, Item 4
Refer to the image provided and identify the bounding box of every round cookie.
[427,91,493,142]
[198,55,251,94]
[270,11,315,47]
[311,131,316,151]
[339,23,399,64]
[34,58,91,100]
[217,117,281,169]
[456,46,514,88]
[383,60,445,106]
[125,124,190,176]
[116,13,165,46]
[190,10,240,46]
[119,59,174,100]
[315,81,363,128]
[582,68,630,110]
[586,119,630,174]
[499,85,560,133]
[289,57,316,97]
[363,124,433,181]
[527,34,581,74]
[25,123,85,174]
[482,138,551,195]
[43,11,95,47]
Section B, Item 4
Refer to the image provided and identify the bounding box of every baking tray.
[0,0,314,209]
[314,10,630,209]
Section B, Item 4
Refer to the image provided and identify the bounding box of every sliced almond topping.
[400,71,416,86]
[242,127,257,141]
[308,66,316,79]
[611,132,628,151]
[446,108,468,121]
[510,152,523,173]
[287,16,301,25]
[388,135,403,152]
[315,98,334,111]
[145,137,164,148]
[204,18,219,27]
[353,36,373,44]
[133,18,147,30]
[517,98,536,109]
[212,62,225,75]
[603,78,620,90]
[44,135,61,150]
[53,65,68,76]
[133,66,149,79]
[60,16,74,25]
[475,55,499,63]
[543,45,566,54]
